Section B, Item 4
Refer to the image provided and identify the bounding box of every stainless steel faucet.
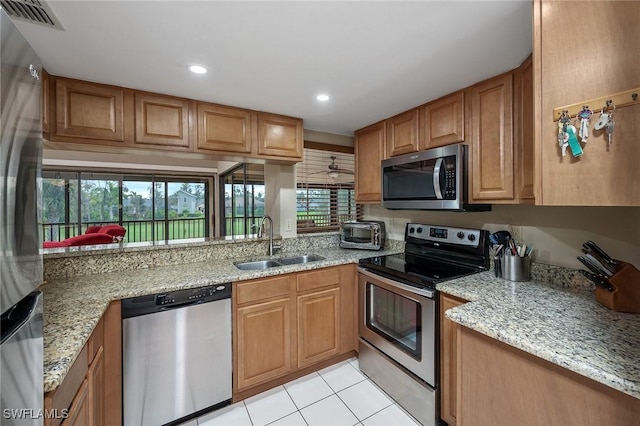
[258,215,281,256]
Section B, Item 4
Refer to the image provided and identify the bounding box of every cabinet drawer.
[235,276,292,305]
[297,268,340,293]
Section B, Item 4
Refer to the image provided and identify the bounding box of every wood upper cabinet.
[54,78,127,143]
[134,92,189,148]
[468,72,515,202]
[440,293,467,426]
[355,121,385,203]
[256,112,303,159]
[420,91,464,149]
[515,56,535,203]
[196,102,253,153]
[42,69,50,134]
[535,0,640,206]
[386,109,419,157]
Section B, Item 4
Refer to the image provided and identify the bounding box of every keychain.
[577,106,592,143]
[558,111,571,157]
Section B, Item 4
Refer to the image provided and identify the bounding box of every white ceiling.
[12,0,533,137]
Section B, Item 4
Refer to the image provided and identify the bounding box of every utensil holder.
[595,261,640,313]
[501,254,531,282]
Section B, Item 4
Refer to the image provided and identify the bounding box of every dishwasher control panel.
[122,283,231,319]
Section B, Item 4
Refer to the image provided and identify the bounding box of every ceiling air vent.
[1,0,64,29]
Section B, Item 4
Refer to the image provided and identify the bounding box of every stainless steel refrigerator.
[1,9,44,426]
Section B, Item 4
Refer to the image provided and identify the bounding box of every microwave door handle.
[433,158,444,199]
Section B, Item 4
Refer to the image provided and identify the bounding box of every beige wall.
[364,205,640,269]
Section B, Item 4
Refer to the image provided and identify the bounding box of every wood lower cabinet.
[45,301,121,426]
[457,326,640,425]
[233,265,356,397]
[355,122,386,203]
[196,102,253,153]
[440,293,467,426]
[386,109,419,157]
[134,92,190,148]
[60,380,90,426]
[468,72,515,202]
[236,297,294,389]
[420,91,464,149]
[53,77,127,144]
[256,112,303,160]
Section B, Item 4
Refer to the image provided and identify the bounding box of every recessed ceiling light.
[316,94,330,102]
[189,65,207,74]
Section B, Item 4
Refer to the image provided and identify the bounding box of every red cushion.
[43,241,71,248]
[98,225,126,238]
[84,225,103,234]
[65,233,115,246]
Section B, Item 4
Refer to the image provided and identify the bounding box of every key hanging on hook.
[577,106,592,143]
[558,110,570,156]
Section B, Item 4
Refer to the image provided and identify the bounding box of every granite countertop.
[41,246,400,393]
[438,272,640,399]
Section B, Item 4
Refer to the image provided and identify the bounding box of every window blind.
[296,148,361,233]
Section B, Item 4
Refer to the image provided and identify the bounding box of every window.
[42,171,210,243]
[220,164,265,237]
[296,148,361,233]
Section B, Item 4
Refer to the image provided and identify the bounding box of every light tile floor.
[186,358,420,426]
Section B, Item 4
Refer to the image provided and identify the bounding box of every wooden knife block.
[595,261,640,314]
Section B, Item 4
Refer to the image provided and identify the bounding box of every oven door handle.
[357,267,435,299]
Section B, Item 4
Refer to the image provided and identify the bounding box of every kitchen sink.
[277,254,326,265]
[234,254,326,271]
[233,260,282,271]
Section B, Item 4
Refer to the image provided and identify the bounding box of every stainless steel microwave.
[382,143,484,211]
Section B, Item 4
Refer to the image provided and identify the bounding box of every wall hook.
[633,93,638,101]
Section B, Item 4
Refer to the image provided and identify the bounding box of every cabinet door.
[196,103,252,153]
[61,380,90,426]
[55,78,125,143]
[516,56,535,202]
[440,293,467,426]
[386,109,419,157]
[354,122,385,203]
[134,93,189,148]
[236,298,293,390]
[469,73,514,202]
[88,347,104,426]
[257,113,303,159]
[421,92,464,149]
[297,287,340,368]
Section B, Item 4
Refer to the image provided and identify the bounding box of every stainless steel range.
[357,223,489,426]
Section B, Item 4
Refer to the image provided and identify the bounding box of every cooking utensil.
[577,255,612,278]
[578,269,614,292]
[584,241,617,268]
[489,230,512,246]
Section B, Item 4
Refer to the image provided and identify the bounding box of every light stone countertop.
[42,248,640,401]
[41,246,399,393]
[438,272,640,399]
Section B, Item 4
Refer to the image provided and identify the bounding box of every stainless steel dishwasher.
[122,283,232,426]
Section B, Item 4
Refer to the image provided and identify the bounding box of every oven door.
[357,267,436,386]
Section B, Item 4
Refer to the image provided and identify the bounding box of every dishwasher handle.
[122,283,231,319]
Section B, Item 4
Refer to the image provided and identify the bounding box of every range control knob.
[408,227,415,234]
[468,234,476,242]
[457,231,465,239]
[416,227,423,234]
